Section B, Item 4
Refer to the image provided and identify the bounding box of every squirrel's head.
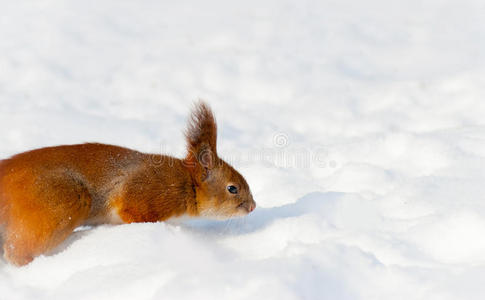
[184,101,256,219]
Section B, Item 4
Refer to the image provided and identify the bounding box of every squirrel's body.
[0,143,196,226]
[0,103,255,266]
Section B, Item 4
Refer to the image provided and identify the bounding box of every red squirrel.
[0,102,256,266]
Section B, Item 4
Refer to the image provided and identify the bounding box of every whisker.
[222,215,234,234]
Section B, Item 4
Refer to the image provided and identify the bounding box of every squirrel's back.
[2,143,144,178]
[0,143,148,224]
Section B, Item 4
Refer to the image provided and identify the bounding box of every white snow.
[1,0,485,299]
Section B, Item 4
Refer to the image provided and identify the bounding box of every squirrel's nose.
[248,201,256,213]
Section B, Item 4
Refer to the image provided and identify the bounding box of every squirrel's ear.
[185,101,218,172]
[195,143,215,170]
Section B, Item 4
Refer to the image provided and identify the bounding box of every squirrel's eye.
[227,185,238,194]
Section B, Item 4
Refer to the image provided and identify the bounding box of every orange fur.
[0,102,256,266]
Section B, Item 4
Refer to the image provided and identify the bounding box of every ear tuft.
[185,101,218,168]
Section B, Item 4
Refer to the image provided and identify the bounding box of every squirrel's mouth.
[237,201,256,214]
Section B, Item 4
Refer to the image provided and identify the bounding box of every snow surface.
[1,0,485,299]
